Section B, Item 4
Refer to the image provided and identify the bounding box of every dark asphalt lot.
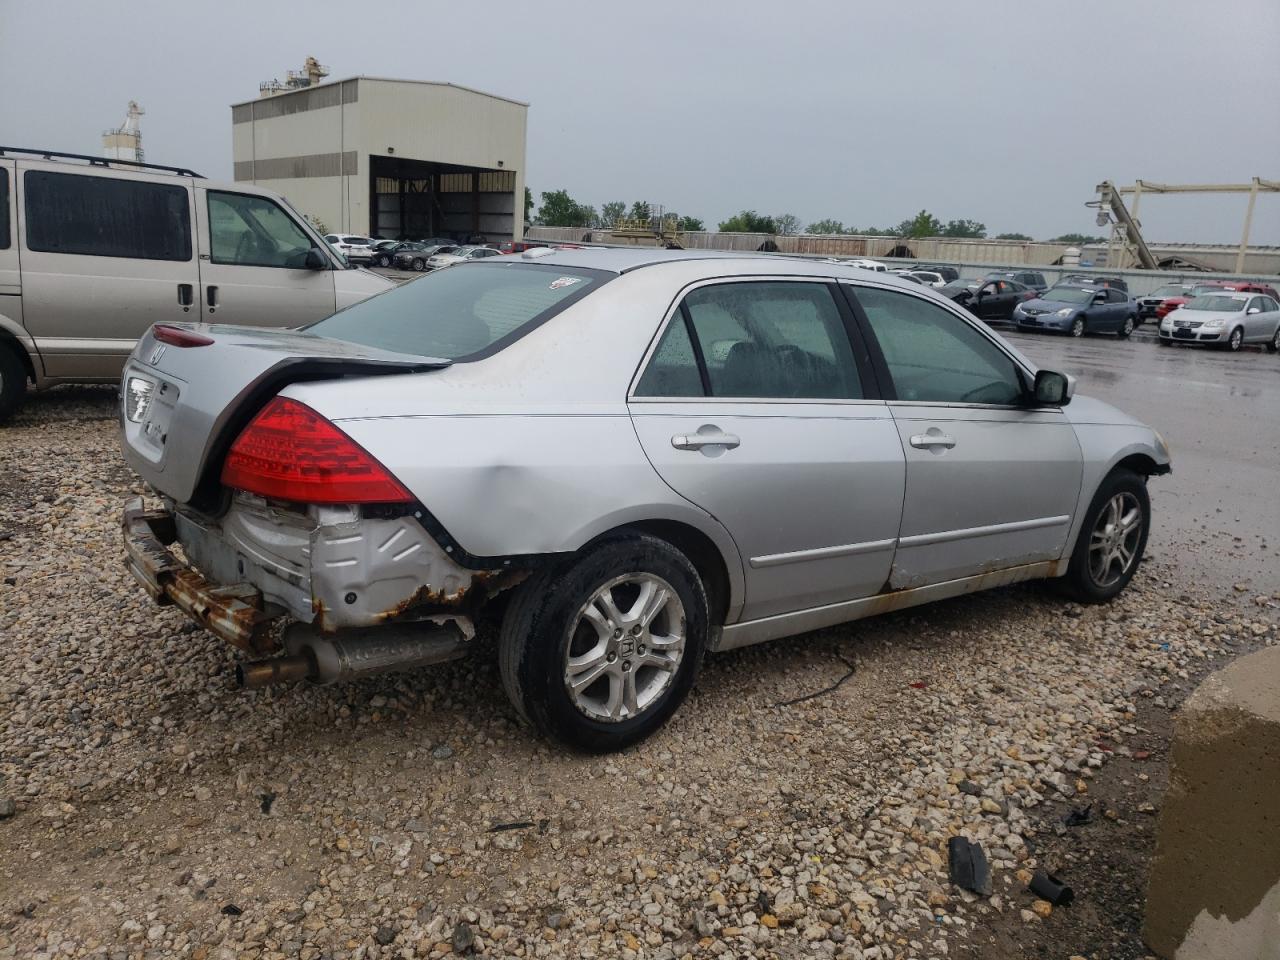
[1003,326,1280,593]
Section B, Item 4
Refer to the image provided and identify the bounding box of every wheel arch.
[0,326,37,384]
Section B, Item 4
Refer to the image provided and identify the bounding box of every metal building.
[231,77,527,242]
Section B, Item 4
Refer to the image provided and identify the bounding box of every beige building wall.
[231,78,526,239]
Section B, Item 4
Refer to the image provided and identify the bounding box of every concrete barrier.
[1144,645,1280,959]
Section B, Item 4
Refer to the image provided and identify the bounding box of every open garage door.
[369,156,515,243]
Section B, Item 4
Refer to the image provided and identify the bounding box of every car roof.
[508,247,927,280]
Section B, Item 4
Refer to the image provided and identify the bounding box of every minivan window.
[208,191,316,269]
[24,170,191,261]
[0,168,9,249]
[306,262,607,361]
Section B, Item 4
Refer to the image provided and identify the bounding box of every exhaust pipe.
[237,617,473,689]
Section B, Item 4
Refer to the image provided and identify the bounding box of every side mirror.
[305,248,329,270]
[1247,307,1261,315]
[1032,369,1072,407]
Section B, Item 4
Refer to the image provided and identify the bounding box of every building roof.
[230,77,527,109]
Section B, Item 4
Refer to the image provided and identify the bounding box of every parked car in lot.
[497,240,549,255]
[984,269,1048,293]
[1137,283,1195,320]
[944,278,1036,321]
[847,258,888,272]
[0,147,391,421]
[1014,284,1136,338]
[911,263,960,282]
[425,245,503,269]
[118,249,1170,749]
[1158,292,1280,352]
[1154,280,1280,320]
[904,270,947,288]
[324,234,375,264]
[396,244,453,271]
[1057,274,1128,293]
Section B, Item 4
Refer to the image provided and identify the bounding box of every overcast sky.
[2,0,1277,243]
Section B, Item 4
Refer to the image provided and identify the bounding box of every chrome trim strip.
[750,538,896,569]
[713,559,1066,652]
[897,515,1070,549]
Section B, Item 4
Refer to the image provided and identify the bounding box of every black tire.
[412,258,425,272]
[1226,327,1244,352]
[1069,316,1086,338]
[499,533,708,751]
[1058,469,1150,604]
[0,346,27,423]
[1118,315,1135,339]
[378,255,391,268]
[1267,327,1280,353]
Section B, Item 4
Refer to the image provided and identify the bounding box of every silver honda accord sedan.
[119,249,1170,750]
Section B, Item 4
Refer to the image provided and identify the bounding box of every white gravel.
[0,386,1276,960]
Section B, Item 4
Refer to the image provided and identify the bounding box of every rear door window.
[207,191,315,269]
[24,170,191,261]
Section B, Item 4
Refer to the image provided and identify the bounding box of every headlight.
[1055,308,1074,317]
[1204,319,1226,329]
[125,376,156,423]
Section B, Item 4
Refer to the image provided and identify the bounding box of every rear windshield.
[307,261,609,360]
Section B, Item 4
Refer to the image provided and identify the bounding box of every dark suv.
[911,263,960,282]
[984,269,1048,293]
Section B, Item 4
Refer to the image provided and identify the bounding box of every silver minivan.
[0,148,392,420]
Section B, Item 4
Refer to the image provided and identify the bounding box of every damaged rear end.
[119,322,519,687]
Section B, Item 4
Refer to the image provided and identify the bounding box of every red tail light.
[221,397,412,504]
[154,324,214,347]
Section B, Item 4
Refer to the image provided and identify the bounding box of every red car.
[1156,280,1280,319]
[495,240,548,255]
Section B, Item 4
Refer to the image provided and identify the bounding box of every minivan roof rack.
[0,147,203,178]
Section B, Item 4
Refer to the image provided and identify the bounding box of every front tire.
[1059,469,1150,603]
[1226,327,1244,352]
[499,534,709,751]
[412,258,425,272]
[1069,316,1086,338]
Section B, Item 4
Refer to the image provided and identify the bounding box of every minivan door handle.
[206,285,219,308]
[177,283,193,308]
[672,429,741,451]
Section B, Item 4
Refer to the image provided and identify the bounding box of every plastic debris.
[947,836,992,896]
[1028,869,1074,906]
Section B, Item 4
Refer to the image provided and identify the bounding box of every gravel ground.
[1,386,1277,960]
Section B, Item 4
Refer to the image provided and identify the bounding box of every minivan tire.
[0,346,27,423]
[1058,468,1150,604]
[499,533,708,752]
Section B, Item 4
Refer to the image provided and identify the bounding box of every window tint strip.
[680,303,712,396]
[0,168,9,249]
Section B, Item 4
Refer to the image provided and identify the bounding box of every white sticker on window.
[549,277,582,290]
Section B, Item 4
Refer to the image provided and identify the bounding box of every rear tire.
[0,346,27,424]
[1058,469,1150,604]
[1267,327,1280,353]
[499,534,708,751]
[1118,315,1135,339]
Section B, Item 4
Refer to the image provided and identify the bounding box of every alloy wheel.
[563,573,686,722]
[1088,492,1144,588]
[1071,317,1085,337]
[1229,328,1243,351]
[1122,317,1134,337]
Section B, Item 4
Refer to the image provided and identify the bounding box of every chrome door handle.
[909,433,956,449]
[672,430,741,451]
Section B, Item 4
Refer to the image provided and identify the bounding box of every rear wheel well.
[587,520,732,627]
[0,334,35,383]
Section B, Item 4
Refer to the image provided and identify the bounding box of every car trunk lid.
[120,323,448,506]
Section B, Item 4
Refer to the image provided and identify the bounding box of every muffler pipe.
[236,619,472,689]
[237,653,313,689]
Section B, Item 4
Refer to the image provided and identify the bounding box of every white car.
[324,234,375,264]
[904,270,947,289]
[846,258,888,272]
[425,245,503,269]
[1159,292,1280,352]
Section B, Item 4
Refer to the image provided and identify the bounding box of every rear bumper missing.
[123,497,276,653]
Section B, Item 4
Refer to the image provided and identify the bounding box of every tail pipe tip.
[237,652,314,689]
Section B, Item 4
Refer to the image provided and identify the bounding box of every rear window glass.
[0,168,9,249]
[307,262,609,361]
[24,170,191,261]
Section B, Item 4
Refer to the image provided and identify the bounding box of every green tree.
[629,201,652,224]
[718,210,777,233]
[807,218,847,235]
[896,210,944,238]
[995,232,1033,241]
[598,201,626,229]
[1052,232,1105,245]
[536,189,594,228]
[677,215,705,231]
[524,187,534,226]
[941,219,987,239]
[774,213,801,236]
